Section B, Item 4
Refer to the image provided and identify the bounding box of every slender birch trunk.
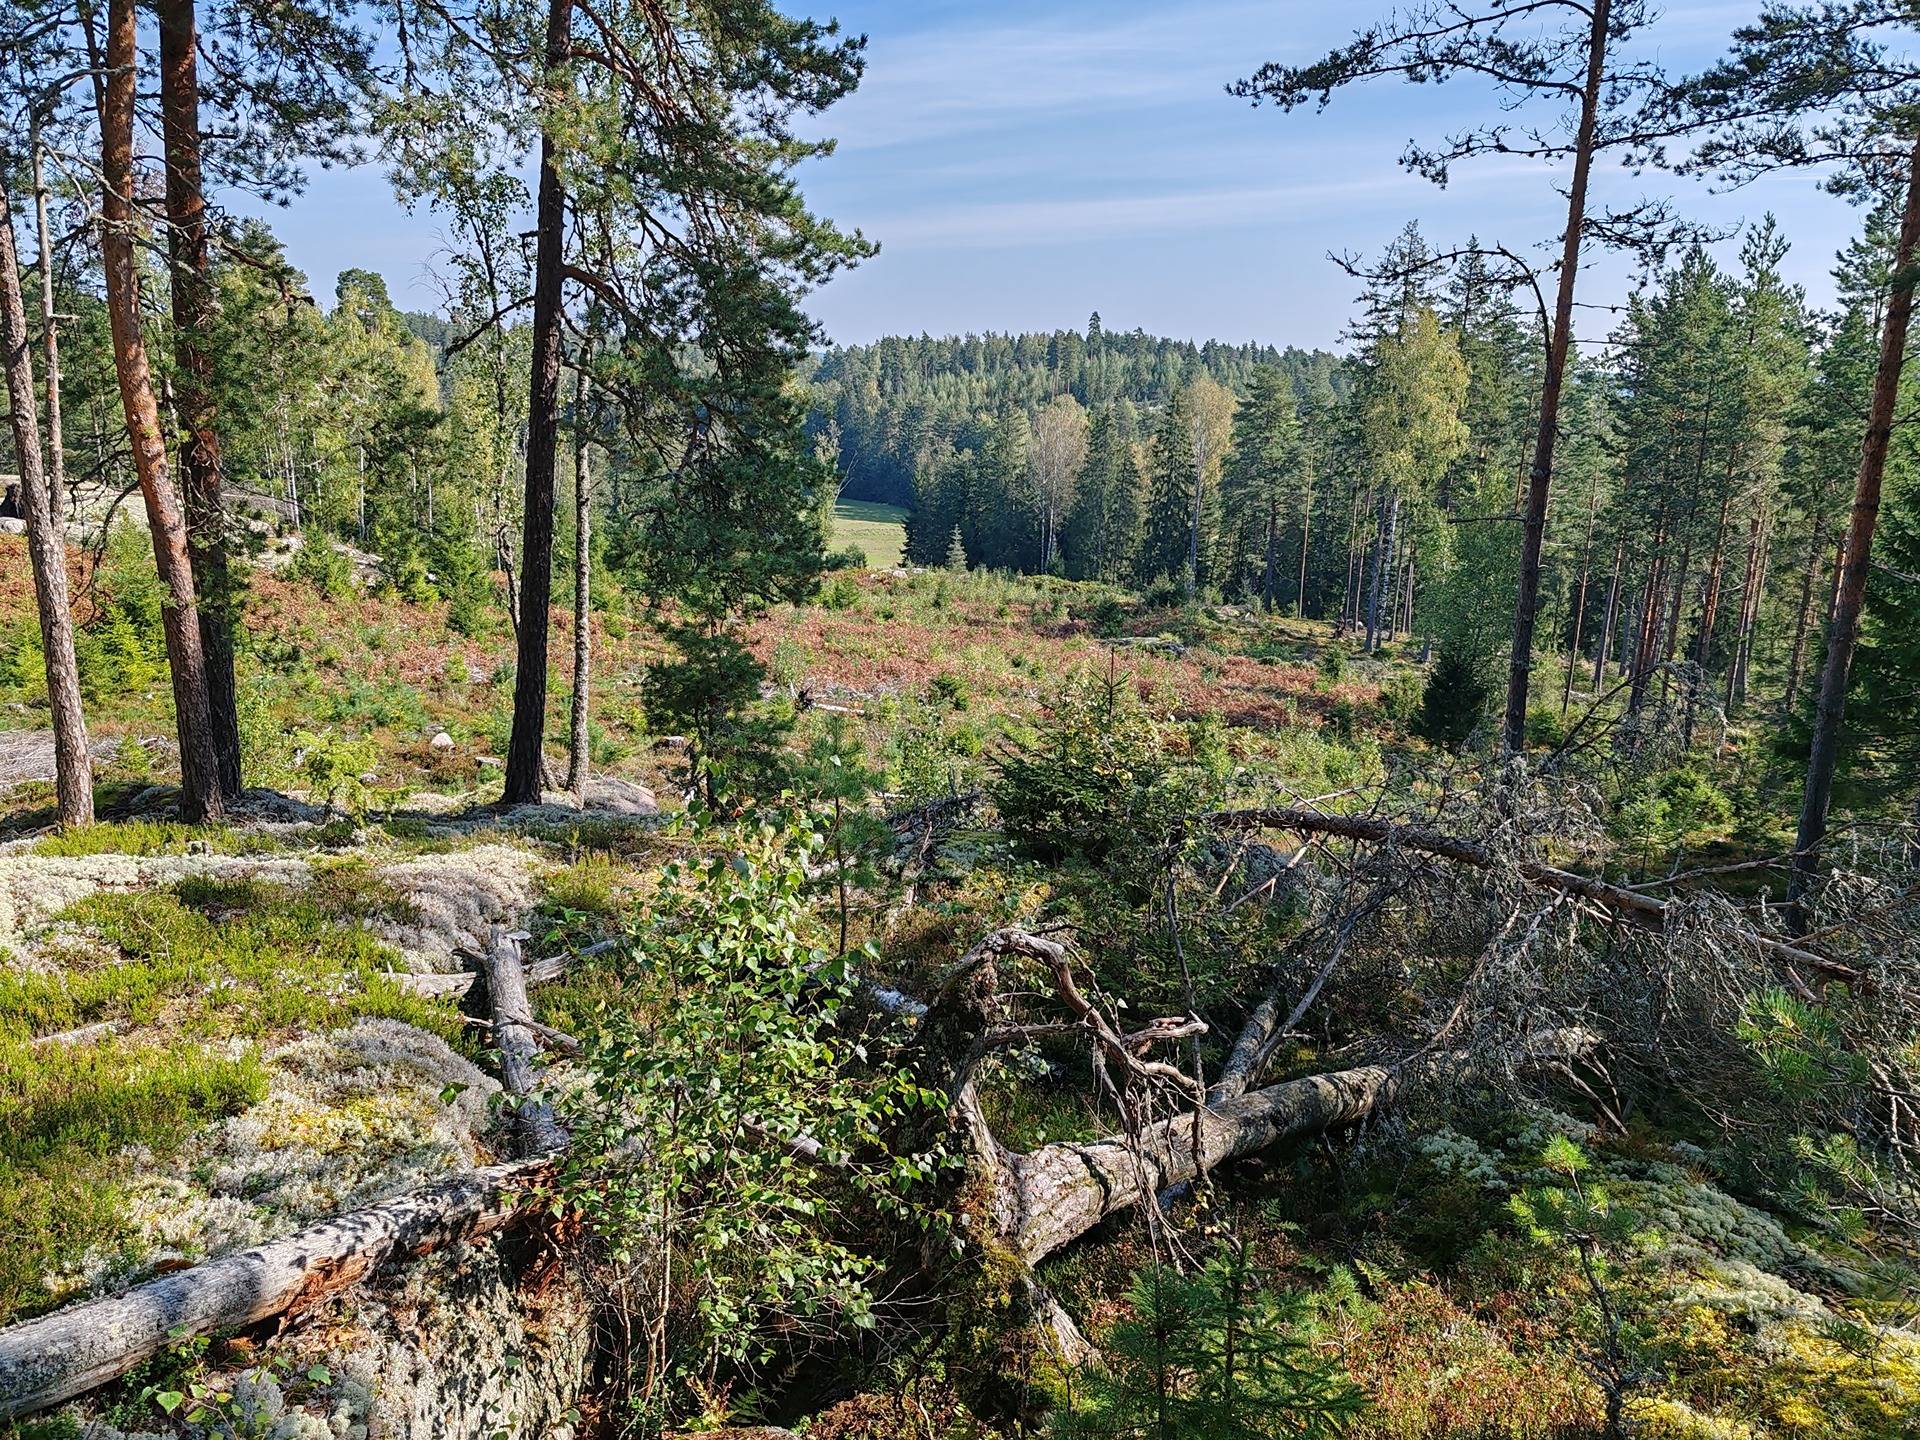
[0,172,91,827]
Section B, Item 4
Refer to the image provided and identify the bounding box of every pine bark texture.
[99,0,223,823]
[159,0,242,800]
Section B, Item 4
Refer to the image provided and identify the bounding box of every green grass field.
[830,499,909,569]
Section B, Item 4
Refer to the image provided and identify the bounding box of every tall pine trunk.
[1364,489,1398,653]
[1502,0,1612,752]
[1562,487,1599,716]
[503,0,574,805]
[1727,509,1769,710]
[1593,538,1623,689]
[100,0,223,823]
[1295,450,1313,619]
[159,0,241,800]
[0,173,91,827]
[1781,511,1827,713]
[1789,129,1920,927]
[566,367,592,796]
[31,135,65,512]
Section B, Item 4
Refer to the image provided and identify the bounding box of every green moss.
[0,1038,268,1319]
[29,820,284,859]
[0,875,462,1322]
[2,878,448,1042]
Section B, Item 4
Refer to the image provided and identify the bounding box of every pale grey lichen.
[368,846,543,973]
[45,1021,498,1303]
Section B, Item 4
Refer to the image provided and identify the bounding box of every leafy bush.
[929,672,971,710]
[1612,765,1733,857]
[290,728,380,815]
[290,537,357,599]
[1315,641,1348,686]
[558,817,939,1420]
[819,574,862,610]
[1377,671,1423,726]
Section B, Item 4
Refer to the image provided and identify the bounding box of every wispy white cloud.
[825,1,1291,150]
[858,158,1554,250]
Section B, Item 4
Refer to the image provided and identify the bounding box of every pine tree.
[1049,1245,1363,1440]
[1062,407,1142,582]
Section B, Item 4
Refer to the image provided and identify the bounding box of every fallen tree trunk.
[394,937,616,999]
[1,930,578,1417]
[991,1027,1597,1265]
[1209,807,1861,991]
[0,1157,553,1418]
[482,928,569,1156]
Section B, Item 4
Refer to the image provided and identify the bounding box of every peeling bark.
[0,1158,554,1418]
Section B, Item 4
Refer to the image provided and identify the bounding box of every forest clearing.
[0,1,1918,1438]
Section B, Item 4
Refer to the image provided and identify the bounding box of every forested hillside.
[807,324,1345,510]
[2,0,1919,1438]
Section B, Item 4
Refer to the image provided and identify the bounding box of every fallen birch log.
[0,1157,554,1418]
[991,1026,1597,1264]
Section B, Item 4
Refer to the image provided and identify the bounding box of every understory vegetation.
[2,0,1919,1435]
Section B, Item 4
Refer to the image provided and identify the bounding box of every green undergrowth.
[27,819,289,859]
[1035,1108,1920,1440]
[0,872,463,1322]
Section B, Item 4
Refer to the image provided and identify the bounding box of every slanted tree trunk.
[1790,129,1920,929]
[31,134,64,508]
[99,0,223,823]
[159,0,241,802]
[566,368,592,795]
[1502,0,1612,752]
[0,173,91,828]
[502,0,574,806]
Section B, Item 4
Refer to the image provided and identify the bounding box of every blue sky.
[254,0,1865,352]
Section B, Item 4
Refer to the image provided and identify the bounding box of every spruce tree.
[1138,390,1197,589]
[1219,366,1301,607]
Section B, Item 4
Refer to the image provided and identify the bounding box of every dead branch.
[1207,806,1862,992]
